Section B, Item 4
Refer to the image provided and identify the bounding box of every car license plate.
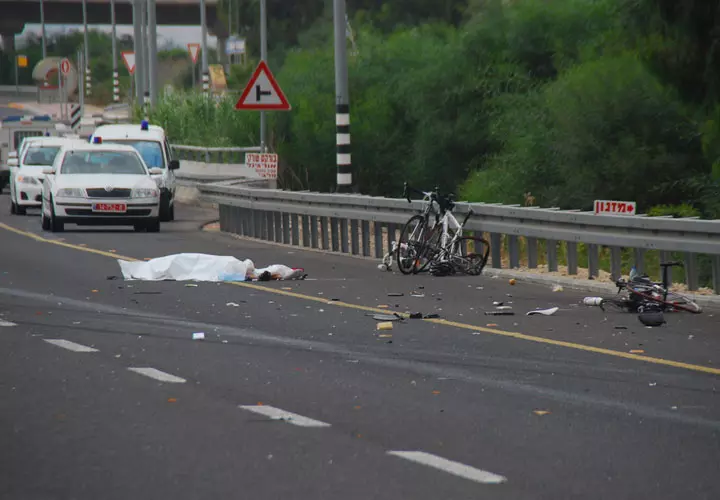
[92,203,127,213]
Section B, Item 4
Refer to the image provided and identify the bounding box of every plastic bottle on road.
[583,297,604,306]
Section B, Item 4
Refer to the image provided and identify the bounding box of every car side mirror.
[168,159,180,170]
[43,168,56,175]
[149,167,163,175]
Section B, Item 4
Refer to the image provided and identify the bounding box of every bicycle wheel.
[414,225,441,274]
[448,236,490,276]
[396,214,432,275]
[627,284,703,314]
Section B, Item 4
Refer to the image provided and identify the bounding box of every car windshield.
[22,146,61,166]
[103,140,165,169]
[60,151,147,175]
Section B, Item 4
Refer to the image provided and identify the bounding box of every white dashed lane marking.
[239,405,331,428]
[43,339,99,352]
[127,367,187,383]
[387,451,507,485]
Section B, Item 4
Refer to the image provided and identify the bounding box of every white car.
[9,136,71,215]
[41,142,162,233]
[90,121,179,222]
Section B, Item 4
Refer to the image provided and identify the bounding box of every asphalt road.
[1,201,719,500]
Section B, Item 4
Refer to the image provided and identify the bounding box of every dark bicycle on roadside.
[600,261,702,314]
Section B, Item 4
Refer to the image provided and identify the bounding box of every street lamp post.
[259,0,267,151]
[40,0,47,59]
[333,0,352,191]
[200,0,209,96]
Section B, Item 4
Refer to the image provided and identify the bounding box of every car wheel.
[146,218,160,233]
[159,195,171,222]
[168,202,175,221]
[50,197,64,232]
[16,204,26,215]
[10,199,16,215]
[134,223,146,232]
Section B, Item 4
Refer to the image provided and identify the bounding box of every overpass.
[0,0,226,52]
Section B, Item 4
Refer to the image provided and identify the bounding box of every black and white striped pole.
[110,0,119,103]
[200,0,209,97]
[82,0,91,98]
[333,0,352,191]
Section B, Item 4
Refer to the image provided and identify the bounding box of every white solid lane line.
[387,451,507,485]
[0,319,17,327]
[239,405,331,428]
[43,338,99,353]
[127,367,187,383]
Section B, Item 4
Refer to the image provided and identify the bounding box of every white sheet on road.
[118,253,304,282]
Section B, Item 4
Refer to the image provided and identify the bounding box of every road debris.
[552,284,564,292]
[226,302,241,307]
[387,292,404,297]
[495,306,513,311]
[424,313,440,319]
[485,311,515,316]
[192,332,206,340]
[639,311,666,327]
[376,322,394,331]
[583,297,604,306]
[492,301,504,306]
[526,307,559,316]
[509,278,516,285]
[185,284,199,287]
[533,410,551,416]
[629,349,644,354]
[371,313,403,321]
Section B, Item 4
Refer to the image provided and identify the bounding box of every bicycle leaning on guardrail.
[599,261,702,314]
[390,183,490,276]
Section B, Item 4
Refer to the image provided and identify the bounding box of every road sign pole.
[333,0,352,192]
[40,0,47,59]
[260,0,267,152]
[111,0,119,103]
[147,0,158,107]
[200,0,209,96]
[82,0,91,98]
[132,0,146,104]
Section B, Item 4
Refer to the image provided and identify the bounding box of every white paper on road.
[118,253,305,282]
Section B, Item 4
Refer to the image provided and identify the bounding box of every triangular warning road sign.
[235,61,291,111]
[187,43,200,64]
[121,51,136,74]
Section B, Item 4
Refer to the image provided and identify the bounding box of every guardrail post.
[282,213,290,244]
[386,224,397,256]
[547,239,558,272]
[227,206,237,234]
[659,250,671,283]
[610,247,622,281]
[236,207,245,236]
[490,233,502,268]
[340,219,349,253]
[310,216,319,248]
[321,217,330,250]
[587,244,599,278]
[527,237,538,269]
[291,214,300,245]
[274,212,282,242]
[508,235,520,269]
[685,253,698,291]
[567,242,578,275]
[302,215,311,247]
[255,210,264,239]
[361,221,370,256]
[350,220,359,255]
[246,209,254,237]
[634,249,645,275]
[374,222,383,258]
[331,218,340,251]
[712,256,720,294]
[265,212,274,241]
[218,204,228,232]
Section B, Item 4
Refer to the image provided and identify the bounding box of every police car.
[89,120,179,222]
[41,140,162,233]
[9,136,74,215]
[1,114,60,193]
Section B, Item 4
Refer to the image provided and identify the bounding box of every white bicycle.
[394,183,490,276]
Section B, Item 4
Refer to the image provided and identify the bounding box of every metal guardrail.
[171,144,262,164]
[198,182,720,294]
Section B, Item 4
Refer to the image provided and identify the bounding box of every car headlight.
[17,175,39,185]
[56,187,85,198]
[132,188,159,199]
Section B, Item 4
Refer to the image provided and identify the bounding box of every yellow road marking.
[2,222,719,376]
[0,223,136,261]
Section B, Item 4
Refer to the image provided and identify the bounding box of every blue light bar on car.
[141,120,149,131]
[92,136,102,144]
